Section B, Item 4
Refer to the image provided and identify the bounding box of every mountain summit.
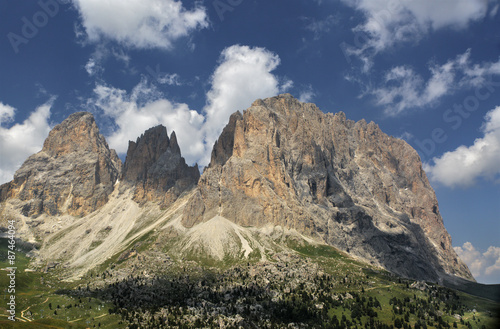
[0,95,473,284]
[122,125,200,206]
[183,94,473,282]
[0,112,121,217]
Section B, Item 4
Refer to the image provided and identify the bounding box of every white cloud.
[111,48,131,65]
[454,242,483,277]
[89,45,286,168]
[424,106,500,187]
[371,66,424,115]
[280,80,294,92]
[298,85,316,103]
[461,55,500,87]
[145,65,183,85]
[369,61,455,115]
[454,242,500,284]
[368,50,500,115]
[91,80,205,165]
[341,0,494,70]
[202,45,283,163]
[158,73,181,86]
[85,57,99,76]
[84,44,108,77]
[0,103,16,124]
[484,247,500,276]
[72,0,208,49]
[1,46,286,177]
[0,100,53,184]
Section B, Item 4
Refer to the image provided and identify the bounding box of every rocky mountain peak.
[0,111,121,217]
[42,112,103,157]
[122,125,171,182]
[0,96,474,285]
[122,125,200,206]
[169,131,181,155]
[183,94,473,282]
[209,111,243,168]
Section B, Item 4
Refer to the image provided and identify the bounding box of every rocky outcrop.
[0,112,121,217]
[122,125,200,206]
[0,98,473,284]
[182,94,473,282]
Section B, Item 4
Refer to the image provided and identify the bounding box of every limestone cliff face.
[183,94,473,282]
[0,99,473,283]
[0,112,121,217]
[122,125,200,206]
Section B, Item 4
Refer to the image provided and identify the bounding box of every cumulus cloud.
[0,100,53,184]
[341,0,494,70]
[88,45,287,167]
[71,0,208,49]
[0,103,16,124]
[424,106,500,187]
[202,45,284,163]
[367,50,500,115]
[454,242,500,284]
[3,46,287,174]
[91,80,205,165]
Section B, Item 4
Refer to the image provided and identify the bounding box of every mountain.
[182,94,473,282]
[0,112,121,217]
[2,96,498,328]
[0,96,472,285]
[122,125,200,207]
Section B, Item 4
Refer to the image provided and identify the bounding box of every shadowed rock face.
[182,94,474,282]
[0,112,122,217]
[122,125,200,207]
[0,98,473,283]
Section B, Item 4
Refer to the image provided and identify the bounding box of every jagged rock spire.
[122,124,200,206]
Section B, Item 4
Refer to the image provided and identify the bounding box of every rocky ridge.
[0,113,199,218]
[182,94,473,282]
[0,96,474,284]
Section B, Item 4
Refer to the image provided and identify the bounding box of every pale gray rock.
[182,94,474,282]
[0,112,121,217]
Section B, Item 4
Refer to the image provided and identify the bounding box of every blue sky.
[0,0,499,283]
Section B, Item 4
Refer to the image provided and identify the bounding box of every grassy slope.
[0,238,122,328]
[0,237,499,328]
[289,242,500,329]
